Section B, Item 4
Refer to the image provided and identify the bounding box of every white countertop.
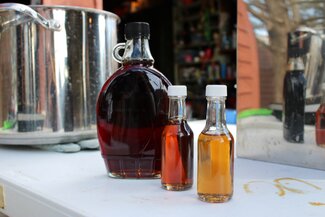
[1,121,325,217]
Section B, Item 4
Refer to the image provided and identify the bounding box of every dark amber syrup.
[97,61,171,178]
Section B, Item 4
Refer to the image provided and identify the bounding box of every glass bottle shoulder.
[285,70,306,84]
[98,64,171,96]
[200,125,233,142]
[163,120,193,137]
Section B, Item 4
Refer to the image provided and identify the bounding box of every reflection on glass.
[237,0,325,170]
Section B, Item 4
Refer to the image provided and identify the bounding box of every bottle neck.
[204,96,226,132]
[122,38,154,66]
[287,57,304,72]
[168,96,187,122]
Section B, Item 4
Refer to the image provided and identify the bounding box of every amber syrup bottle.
[283,56,306,143]
[161,85,193,191]
[96,22,171,178]
[316,88,325,147]
[197,85,234,203]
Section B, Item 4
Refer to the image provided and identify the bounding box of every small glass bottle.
[96,22,171,178]
[197,85,234,203]
[161,85,193,191]
[283,56,306,143]
[316,87,325,147]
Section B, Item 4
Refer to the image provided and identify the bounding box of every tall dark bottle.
[96,22,171,178]
[283,56,306,143]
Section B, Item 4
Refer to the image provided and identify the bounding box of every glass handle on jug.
[112,43,126,63]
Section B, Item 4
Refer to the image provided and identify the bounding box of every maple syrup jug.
[96,22,171,178]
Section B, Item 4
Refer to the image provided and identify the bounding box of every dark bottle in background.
[283,56,306,143]
[161,85,193,191]
[96,22,171,178]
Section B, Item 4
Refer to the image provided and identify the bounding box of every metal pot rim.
[29,4,120,22]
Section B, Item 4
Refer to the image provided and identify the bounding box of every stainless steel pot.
[0,3,119,145]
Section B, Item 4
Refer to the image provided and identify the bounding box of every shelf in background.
[177,59,220,67]
[180,1,201,9]
[219,48,236,54]
[176,55,236,67]
[181,78,236,85]
[173,0,237,117]
[176,42,217,49]
[177,11,219,22]
[178,14,201,22]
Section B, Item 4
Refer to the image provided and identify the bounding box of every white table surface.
[1,121,325,217]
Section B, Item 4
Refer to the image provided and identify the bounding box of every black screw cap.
[124,22,150,40]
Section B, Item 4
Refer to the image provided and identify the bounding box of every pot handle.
[0,3,61,33]
[112,43,125,63]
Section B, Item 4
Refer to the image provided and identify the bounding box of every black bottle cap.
[124,22,150,40]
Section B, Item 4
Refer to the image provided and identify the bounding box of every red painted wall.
[237,0,260,111]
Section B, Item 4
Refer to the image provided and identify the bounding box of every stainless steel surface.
[0,3,61,33]
[0,3,119,145]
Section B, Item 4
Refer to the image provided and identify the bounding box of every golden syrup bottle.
[161,86,193,190]
[197,85,234,203]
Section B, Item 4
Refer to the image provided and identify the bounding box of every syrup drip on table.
[243,177,324,206]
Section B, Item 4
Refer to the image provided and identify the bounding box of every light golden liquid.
[197,133,234,203]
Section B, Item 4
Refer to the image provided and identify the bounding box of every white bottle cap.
[168,85,187,96]
[206,85,227,97]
